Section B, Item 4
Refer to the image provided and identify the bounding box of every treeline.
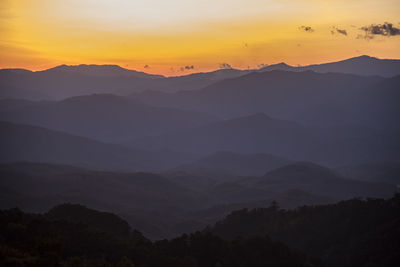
[211,195,400,267]
[1,195,399,267]
[0,204,322,267]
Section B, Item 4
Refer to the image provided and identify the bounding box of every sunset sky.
[1,0,399,76]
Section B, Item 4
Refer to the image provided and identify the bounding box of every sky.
[1,0,399,76]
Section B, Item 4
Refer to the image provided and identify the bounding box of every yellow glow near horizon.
[1,0,400,75]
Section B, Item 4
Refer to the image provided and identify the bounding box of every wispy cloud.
[299,26,314,33]
[331,26,347,36]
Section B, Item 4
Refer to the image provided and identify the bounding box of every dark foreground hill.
[1,196,399,267]
[0,162,396,239]
[0,204,323,267]
[211,194,400,267]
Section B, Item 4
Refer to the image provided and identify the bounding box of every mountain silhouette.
[174,151,292,176]
[260,55,400,77]
[0,94,217,143]
[0,121,197,171]
[130,113,316,158]
[2,56,399,100]
[240,162,393,199]
[42,64,164,78]
[132,70,399,131]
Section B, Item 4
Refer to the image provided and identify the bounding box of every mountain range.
[1,54,399,242]
[0,161,395,239]
[0,121,198,172]
[1,55,400,100]
[0,94,217,143]
[132,70,400,131]
[260,55,400,77]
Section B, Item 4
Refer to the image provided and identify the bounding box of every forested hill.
[210,194,400,267]
[0,204,323,267]
[1,196,399,266]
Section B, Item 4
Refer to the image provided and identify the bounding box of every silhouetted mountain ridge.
[0,93,218,142]
[260,55,400,77]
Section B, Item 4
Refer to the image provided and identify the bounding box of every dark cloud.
[219,63,232,69]
[331,26,347,36]
[180,65,194,71]
[143,64,150,69]
[359,22,400,39]
[299,26,314,33]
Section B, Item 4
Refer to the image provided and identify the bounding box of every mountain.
[1,160,395,240]
[0,64,165,100]
[41,64,164,78]
[0,121,197,171]
[0,94,218,143]
[0,161,207,239]
[132,70,381,121]
[2,56,398,100]
[130,113,317,158]
[210,195,400,267]
[337,161,400,184]
[133,70,400,133]
[174,151,292,176]
[239,162,394,199]
[1,206,323,267]
[202,162,394,207]
[46,203,132,238]
[129,68,251,93]
[260,55,400,77]
[129,112,400,166]
[259,62,297,72]
[0,65,249,100]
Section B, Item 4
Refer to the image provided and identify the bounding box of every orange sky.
[1,0,399,76]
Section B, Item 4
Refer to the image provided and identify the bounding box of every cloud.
[359,22,400,39]
[143,64,150,68]
[257,63,267,68]
[180,65,194,71]
[331,26,347,36]
[219,63,232,69]
[299,26,314,33]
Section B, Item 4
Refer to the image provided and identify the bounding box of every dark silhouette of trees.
[0,204,323,267]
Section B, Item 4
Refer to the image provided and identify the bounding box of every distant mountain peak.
[273,62,291,67]
[41,64,164,78]
[343,55,378,62]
